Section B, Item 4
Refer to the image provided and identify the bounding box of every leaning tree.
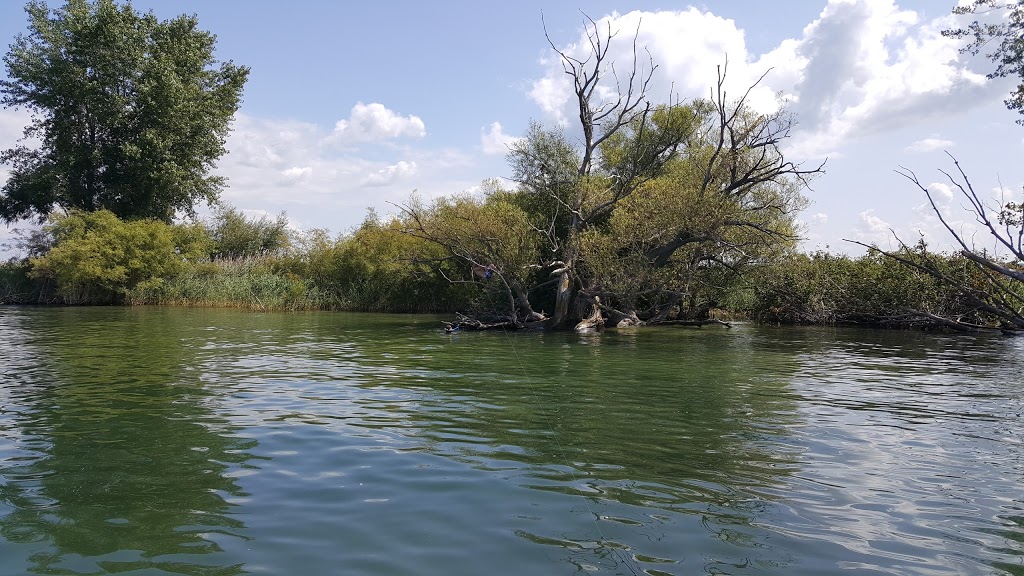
[845,2,1024,334]
[1,0,249,223]
[850,155,1024,333]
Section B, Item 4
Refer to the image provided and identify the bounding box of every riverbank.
[4,254,1015,334]
[4,209,1018,332]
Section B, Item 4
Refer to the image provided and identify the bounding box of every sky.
[1,0,1022,257]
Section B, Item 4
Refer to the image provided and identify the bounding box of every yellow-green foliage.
[577,156,805,315]
[419,192,540,286]
[133,256,325,310]
[29,210,198,303]
[274,213,475,312]
[330,215,474,312]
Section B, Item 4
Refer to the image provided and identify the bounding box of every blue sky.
[2,0,1022,255]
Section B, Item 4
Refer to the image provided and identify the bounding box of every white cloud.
[809,212,829,225]
[480,122,522,155]
[927,182,954,200]
[0,109,32,190]
[333,102,425,142]
[854,208,896,247]
[528,3,999,160]
[0,108,31,146]
[529,9,788,127]
[281,166,312,180]
[206,113,488,234]
[906,137,954,153]
[360,161,418,187]
[787,0,990,157]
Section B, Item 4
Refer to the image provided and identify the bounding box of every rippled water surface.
[0,307,1022,575]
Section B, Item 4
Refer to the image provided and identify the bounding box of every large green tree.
[0,0,248,223]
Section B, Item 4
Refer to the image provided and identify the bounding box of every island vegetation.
[1,0,1022,334]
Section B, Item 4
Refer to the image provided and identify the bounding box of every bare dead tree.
[847,154,1024,334]
[537,13,667,329]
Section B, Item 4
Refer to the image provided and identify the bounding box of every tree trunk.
[513,284,547,322]
[574,295,604,332]
[549,265,574,330]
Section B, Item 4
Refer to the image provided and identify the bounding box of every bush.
[277,213,477,313]
[744,245,999,328]
[0,259,45,304]
[132,257,326,310]
[30,210,190,304]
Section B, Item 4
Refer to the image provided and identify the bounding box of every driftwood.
[443,313,545,332]
[574,295,606,332]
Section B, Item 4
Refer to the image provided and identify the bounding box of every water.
[0,306,1021,575]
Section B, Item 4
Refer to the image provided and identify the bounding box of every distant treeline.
[2,207,1015,331]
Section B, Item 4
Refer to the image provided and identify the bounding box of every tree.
[401,184,545,324]
[207,205,290,260]
[0,0,249,223]
[403,17,821,331]
[944,0,1024,124]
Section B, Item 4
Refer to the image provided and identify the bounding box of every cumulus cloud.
[281,166,312,180]
[906,137,954,153]
[783,0,989,156]
[333,102,425,142]
[529,2,998,160]
[927,181,954,199]
[529,9,789,126]
[480,122,522,155]
[211,113,475,231]
[854,208,896,247]
[360,161,418,187]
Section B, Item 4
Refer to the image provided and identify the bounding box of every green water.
[0,307,1021,575]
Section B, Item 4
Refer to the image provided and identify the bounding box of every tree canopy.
[945,0,1024,124]
[402,18,821,331]
[0,0,249,223]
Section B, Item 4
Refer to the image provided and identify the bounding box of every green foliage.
[208,205,290,260]
[131,257,325,310]
[400,187,548,319]
[0,0,249,222]
[575,145,806,321]
[0,259,44,303]
[507,123,580,239]
[320,213,474,313]
[599,103,707,185]
[171,220,214,262]
[745,246,1000,328]
[945,0,1024,124]
[29,209,187,303]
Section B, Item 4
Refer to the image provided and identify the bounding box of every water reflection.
[0,308,254,575]
[324,323,810,573]
[1,308,1022,575]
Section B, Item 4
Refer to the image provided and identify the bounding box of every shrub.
[30,210,188,304]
